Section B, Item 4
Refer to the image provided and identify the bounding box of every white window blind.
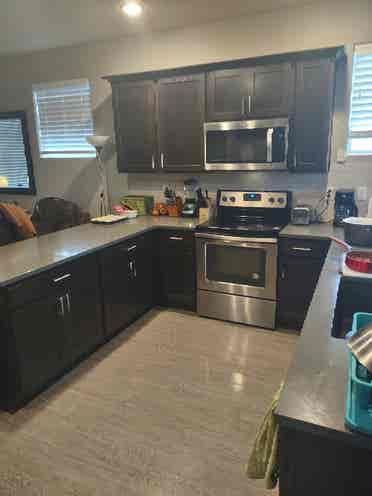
[33,79,95,158]
[0,114,33,192]
[348,43,372,155]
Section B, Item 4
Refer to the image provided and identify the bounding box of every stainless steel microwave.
[204,118,289,171]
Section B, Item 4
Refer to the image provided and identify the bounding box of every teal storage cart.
[345,312,372,436]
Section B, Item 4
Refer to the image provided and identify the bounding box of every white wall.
[0,0,371,214]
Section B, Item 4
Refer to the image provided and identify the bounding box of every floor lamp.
[86,136,111,217]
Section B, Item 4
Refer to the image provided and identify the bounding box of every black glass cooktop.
[196,220,284,238]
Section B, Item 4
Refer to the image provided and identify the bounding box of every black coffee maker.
[334,189,358,227]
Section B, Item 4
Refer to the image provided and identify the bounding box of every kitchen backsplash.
[127,171,328,204]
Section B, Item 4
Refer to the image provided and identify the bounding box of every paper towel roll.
[368,198,372,217]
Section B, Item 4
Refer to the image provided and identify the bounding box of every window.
[0,111,36,195]
[32,79,95,159]
[348,43,372,155]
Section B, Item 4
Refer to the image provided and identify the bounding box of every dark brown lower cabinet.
[0,255,104,411]
[0,228,196,411]
[100,233,154,337]
[156,229,196,311]
[279,425,372,495]
[277,237,330,330]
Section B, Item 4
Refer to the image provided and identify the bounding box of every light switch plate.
[336,148,347,163]
[357,186,368,201]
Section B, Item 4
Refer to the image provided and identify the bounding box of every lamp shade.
[86,135,111,150]
[0,176,9,187]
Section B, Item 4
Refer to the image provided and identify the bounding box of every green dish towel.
[246,382,284,490]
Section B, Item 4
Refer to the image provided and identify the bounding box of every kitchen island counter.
[0,216,198,287]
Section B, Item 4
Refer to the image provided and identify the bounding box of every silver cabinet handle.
[58,296,65,317]
[169,236,183,241]
[241,97,245,116]
[133,260,137,278]
[129,261,134,277]
[53,273,71,283]
[65,293,71,313]
[292,247,312,252]
[160,153,164,169]
[127,245,137,252]
[152,155,155,170]
[248,95,252,113]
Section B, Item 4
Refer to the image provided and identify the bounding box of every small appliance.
[334,189,358,227]
[204,118,289,171]
[182,178,199,218]
[195,190,291,329]
[291,205,313,225]
[343,217,372,247]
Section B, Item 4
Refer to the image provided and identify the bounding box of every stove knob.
[230,196,236,203]
[269,197,275,204]
[278,197,285,204]
[222,196,227,202]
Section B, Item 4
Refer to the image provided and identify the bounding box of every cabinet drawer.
[279,238,330,259]
[7,255,99,308]
[159,230,195,249]
[100,235,147,262]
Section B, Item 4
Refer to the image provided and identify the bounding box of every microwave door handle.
[267,128,273,163]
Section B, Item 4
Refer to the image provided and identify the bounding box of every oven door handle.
[195,232,277,244]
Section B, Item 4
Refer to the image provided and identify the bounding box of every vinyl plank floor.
[0,309,298,495]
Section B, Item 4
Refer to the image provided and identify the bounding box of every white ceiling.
[1,0,312,55]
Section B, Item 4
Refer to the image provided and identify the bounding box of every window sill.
[40,153,96,159]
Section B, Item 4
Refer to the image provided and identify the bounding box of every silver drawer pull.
[292,247,312,252]
[169,236,183,241]
[53,273,71,283]
[127,245,137,252]
[58,296,65,317]
[66,293,71,313]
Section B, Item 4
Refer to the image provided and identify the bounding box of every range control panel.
[218,191,289,209]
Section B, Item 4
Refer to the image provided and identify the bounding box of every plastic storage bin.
[345,312,372,436]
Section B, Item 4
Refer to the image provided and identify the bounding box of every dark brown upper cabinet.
[291,58,336,173]
[206,63,294,121]
[206,68,250,121]
[112,80,157,172]
[157,74,205,172]
[250,63,294,117]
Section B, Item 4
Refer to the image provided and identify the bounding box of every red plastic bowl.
[346,251,372,274]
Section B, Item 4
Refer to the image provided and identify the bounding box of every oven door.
[204,118,289,171]
[196,234,278,300]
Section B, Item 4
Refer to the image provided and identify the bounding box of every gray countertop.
[277,224,372,450]
[280,222,344,240]
[0,216,198,287]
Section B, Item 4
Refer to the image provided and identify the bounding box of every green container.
[120,195,154,216]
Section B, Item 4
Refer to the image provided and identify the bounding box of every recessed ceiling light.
[121,1,143,17]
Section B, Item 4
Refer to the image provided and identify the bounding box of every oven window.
[206,127,286,164]
[206,244,266,287]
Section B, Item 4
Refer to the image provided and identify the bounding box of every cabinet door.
[250,63,294,117]
[130,234,154,318]
[206,68,251,121]
[12,294,65,399]
[62,260,104,367]
[157,231,196,311]
[100,242,137,337]
[292,58,335,172]
[113,80,157,172]
[157,74,205,172]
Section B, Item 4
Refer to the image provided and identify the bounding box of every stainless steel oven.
[204,118,289,171]
[196,233,278,328]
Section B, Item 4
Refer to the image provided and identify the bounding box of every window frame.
[32,78,96,160]
[0,111,36,196]
[347,42,372,157]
